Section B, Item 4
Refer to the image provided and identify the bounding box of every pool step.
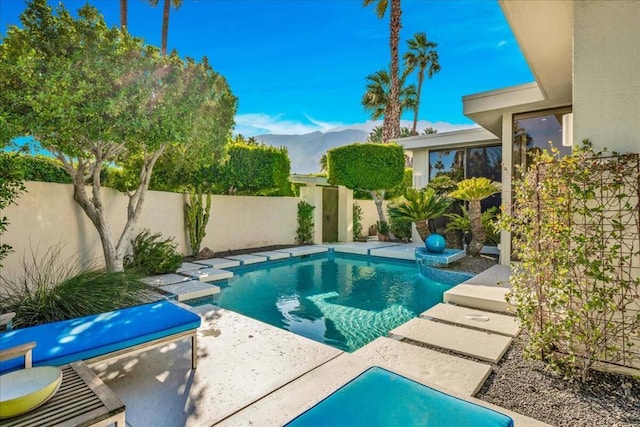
[158,280,220,302]
[390,318,512,363]
[421,304,520,337]
[352,337,492,396]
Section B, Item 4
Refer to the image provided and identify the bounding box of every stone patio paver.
[159,280,220,301]
[224,254,267,265]
[369,243,422,260]
[274,246,329,257]
[421,303,521,337]
[140,273,191,286]
[192,258,241,269]
[251,250,291,260]
[180,267,233,283]
[177,261,208,273]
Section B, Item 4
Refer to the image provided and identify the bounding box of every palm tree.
[387,188,452,241]
[404,32,441,136]
[449,177,501,256]
[362,69,417,123]
[363,0,402,142]
[148,0,183,55]
[120,0,127,29]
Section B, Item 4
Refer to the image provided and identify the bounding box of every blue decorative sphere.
[425,234,446,253]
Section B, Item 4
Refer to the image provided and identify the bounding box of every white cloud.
[234,113,478,137]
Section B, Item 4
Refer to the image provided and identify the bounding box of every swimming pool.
[190,253,466,352]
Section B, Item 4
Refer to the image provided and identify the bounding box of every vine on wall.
[502,142,640,381]
[296,201,315,244]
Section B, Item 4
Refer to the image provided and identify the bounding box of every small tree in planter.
[387,187,452,241]
[449,177,501,256]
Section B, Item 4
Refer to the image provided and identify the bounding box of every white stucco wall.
[1,182,298,279]
[573,0,640,153]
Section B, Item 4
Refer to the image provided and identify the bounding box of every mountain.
[254,129,369,174]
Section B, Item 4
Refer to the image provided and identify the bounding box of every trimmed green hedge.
[1,153,71,183]
[327,143,404,190]
[223,143,291,195]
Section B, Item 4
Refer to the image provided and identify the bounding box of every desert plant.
[449,177,501,256]
[296,201,315,244]
[387,187,452,241]
[353,202,363,240]
[124,230,183,275]
[185,187,211,256]
[0,245,150,328]
[376,220,390,239]
[445,206,500,246]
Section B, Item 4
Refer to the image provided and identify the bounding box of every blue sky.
[0,0,533,136]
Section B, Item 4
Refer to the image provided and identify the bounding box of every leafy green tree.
[363,0,402,141]
[362,69,416,122]
[0,152,25,268]
[223,139,291,195]
[0,0,236,272]
[404,32,441,136]
[327,143,404,222]
[148,0,183,55]
[449,177,501,256]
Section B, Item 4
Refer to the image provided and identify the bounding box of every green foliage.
[375,220,390,236]
[1,153,71,183]
[499,142,640,381]
[0,0,236,272]
[296,201,315,244]
[387,187,452,240]
[185,188,211,256]
[427,175,457,195]
[327,143,405,191]
[386,168,413,199]
[389,216,412,241]
[0,152,25,267]
[0,245,150,328]
[352,202,363,239]
[361,69,416,121]
[223,140,292,195]
[124,230,183,275]
[445,206,499,245]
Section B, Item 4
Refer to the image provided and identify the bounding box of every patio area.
[89,244,549,426]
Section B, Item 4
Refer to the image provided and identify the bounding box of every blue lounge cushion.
[0,301,201,374]
[286,367,515,427]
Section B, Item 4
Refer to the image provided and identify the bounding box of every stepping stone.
[225,254,268,265]
[390,318,512,363]
[177,262,206,273]
[275,246,328,257]
[158,280,220,302]
[251,251,290,260]
[140,273,192,286]
[181,267,233,283]
[193,258,241,269]
[444,284,514,313]
[421,304,520,337]
[333,244,370,256]
[352,337,492,396]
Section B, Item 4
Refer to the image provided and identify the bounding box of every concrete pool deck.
[92,244,548,426]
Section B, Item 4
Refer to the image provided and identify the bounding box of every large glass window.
[513,107,572,177]
[428,149,464,181]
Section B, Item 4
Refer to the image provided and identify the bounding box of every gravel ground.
[477,334,640,427]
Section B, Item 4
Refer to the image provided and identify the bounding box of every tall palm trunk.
[382,0,402,142]
[467,200,485,256]
[411,68,424,135]
[161,0,171,55]
[120,0,127,28]
[415,219,430,241]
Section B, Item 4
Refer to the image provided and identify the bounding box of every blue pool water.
[193,253,465,352]
[286,367,514,427]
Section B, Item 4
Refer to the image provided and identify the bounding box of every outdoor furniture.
[0,301,201,374]
[0,361,126,427]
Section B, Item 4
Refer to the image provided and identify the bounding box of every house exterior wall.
[1,181,299,279]
[573,0,640,153]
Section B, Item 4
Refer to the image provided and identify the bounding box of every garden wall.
[1,181,299,279]
[357,199,390,235]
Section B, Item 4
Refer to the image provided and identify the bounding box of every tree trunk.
[415,219,430,241]
[467,200,485,256]
[369,189,386,223]
[161,0,170,55]
[120,0,127,29]
[382,0,402,142]
[411,68,424,136]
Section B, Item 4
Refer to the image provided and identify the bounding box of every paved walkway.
[96,245,549,426]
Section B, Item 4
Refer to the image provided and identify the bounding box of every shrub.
[353,202,363,239]
[389,216,412,241]
[223,142,291,195]
[124,230,183,275]
[376,220,390,237]
[1,153,71,184]
[296,201,315,244]
[0,245,150,328]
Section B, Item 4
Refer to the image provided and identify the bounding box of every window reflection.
[428,149,464,181]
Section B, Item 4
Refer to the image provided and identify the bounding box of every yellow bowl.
[0,366,62,419]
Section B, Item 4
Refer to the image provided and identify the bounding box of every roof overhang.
[289,175,330,186]
[463,0,573,136]
[397,127,499,151]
